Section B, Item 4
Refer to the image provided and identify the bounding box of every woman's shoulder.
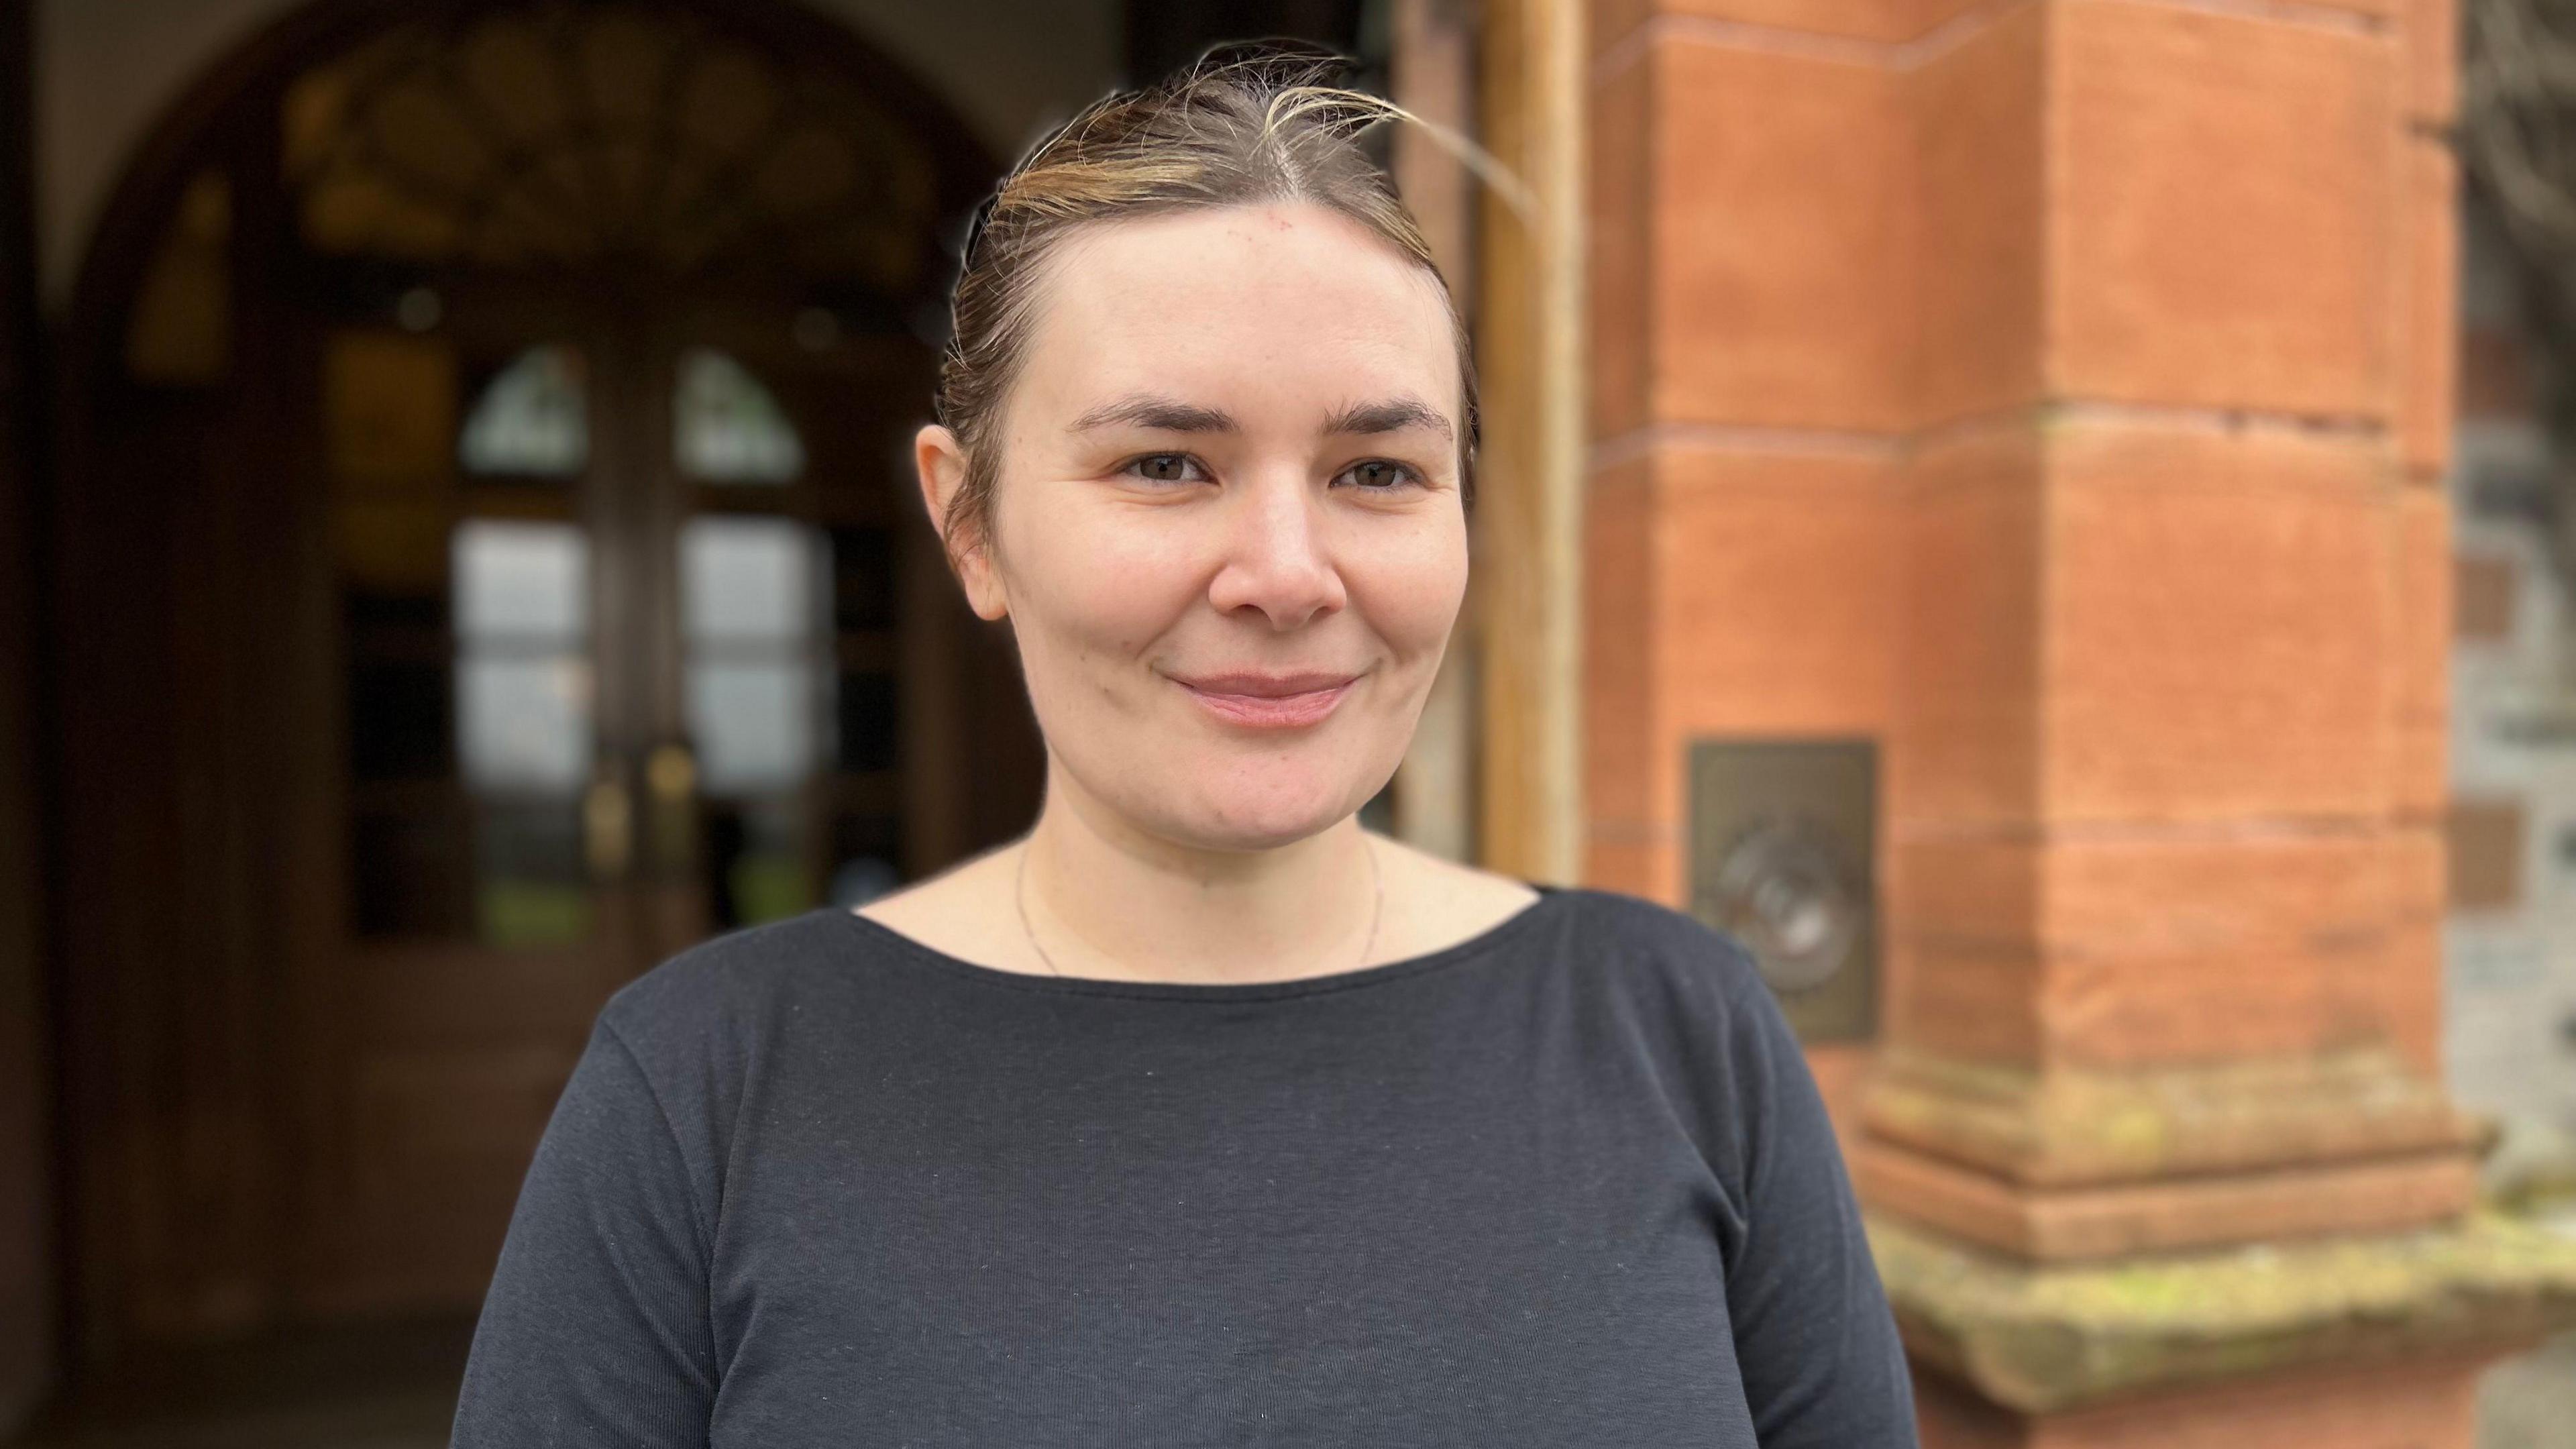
[1538,891,1825,1184]
[1530,884,1776,1014]
[590,906,890,1064]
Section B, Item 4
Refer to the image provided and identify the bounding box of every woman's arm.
[451,1016,720,1448]
[1717,955,1919,1448]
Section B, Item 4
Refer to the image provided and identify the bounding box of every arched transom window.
[280,2,943,285]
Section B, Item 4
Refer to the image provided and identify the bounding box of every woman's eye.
[1338,460,1419,492]
[1124,453,1204,484]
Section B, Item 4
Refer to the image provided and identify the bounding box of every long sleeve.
[1717,959,1919,1448]
[451,1016,720,1448]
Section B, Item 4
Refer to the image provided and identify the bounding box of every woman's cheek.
[1008,490,1191,630]
[1354,525,1470,657]
[1023,544,1205,727]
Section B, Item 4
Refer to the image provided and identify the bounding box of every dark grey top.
[449,883,1919,1448]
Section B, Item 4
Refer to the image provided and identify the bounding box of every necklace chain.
[1014,835,1384,981]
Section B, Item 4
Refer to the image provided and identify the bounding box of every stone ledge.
[1859,1137,2479,1260]
[1864,1045,2479,1186]
[1870,1210,2576,1413]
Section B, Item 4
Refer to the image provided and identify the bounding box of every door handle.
[584,769,633,882]
[646,742,697,804]
[645,741,701,874]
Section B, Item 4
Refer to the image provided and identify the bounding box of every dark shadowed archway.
[48,0,1042,1372]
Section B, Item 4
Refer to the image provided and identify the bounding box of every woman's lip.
[1176,671,1357,697]
[1173,674,1357,729]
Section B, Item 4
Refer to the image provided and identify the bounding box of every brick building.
[1,0,2573,1444]
[1580,0,2576,1442]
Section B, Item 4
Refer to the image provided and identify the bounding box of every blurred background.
[3,0,2576,1444]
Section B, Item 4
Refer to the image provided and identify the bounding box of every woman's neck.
[1016,773,1381,987]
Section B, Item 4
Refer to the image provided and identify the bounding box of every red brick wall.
[1587,0,2455,1099]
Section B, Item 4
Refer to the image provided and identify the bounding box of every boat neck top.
[451,883,1919,1448]
[839,879,1563,1001]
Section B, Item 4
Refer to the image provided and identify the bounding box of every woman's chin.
[1153,771,1379,853]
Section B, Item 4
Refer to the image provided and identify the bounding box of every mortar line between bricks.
[1591,0,2031,83]
[2127,0,2389,36]
[1585,403,2044,469]
[1588,818,1683,845]
[1587,401,2392,477]
[2052,398,2389,439]
[1591,0,2374,87]
[1887,816,2402,845]
[1589,423,1904,474]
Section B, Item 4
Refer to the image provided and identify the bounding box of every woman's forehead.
[1013,203,1462,431]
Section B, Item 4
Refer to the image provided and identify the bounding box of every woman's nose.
[1205,474,1347,630]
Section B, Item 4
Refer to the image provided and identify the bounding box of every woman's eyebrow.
[1324,396,1454,443]
[1068,393,1238,434]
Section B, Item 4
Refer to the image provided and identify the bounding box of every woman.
[451,49,1917,1448]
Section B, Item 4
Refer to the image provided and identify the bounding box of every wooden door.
[54,0,1042,1349]
[640,297,968,936]
[301,290,674,1313]
[289,275,1025,1316]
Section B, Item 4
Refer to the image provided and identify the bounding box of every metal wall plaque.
[1688,739,1879,1043]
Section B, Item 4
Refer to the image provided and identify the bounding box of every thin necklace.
[1014,834,1384,981]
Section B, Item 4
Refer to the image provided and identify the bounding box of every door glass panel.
[686,661,811,792]
[458,656,591,792]
[835,671,898,773]
[674,347,803,483]
[126,170,231,385]
[722,800,812,927]
[453,519,595,947]
[680,515,824,924]
[347,646,451,782]
[331,324,471,941]
[460,345,587,476]
[682,515,808,639]
[455,517,588,641]
[472,801,592,947]
[827,526,902,904]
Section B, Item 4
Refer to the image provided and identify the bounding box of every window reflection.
[682,515,808,641]
[455,521,592,793]
[675,347,803,483]
[452,519,595,949]
[455,517,586,638]
[681,515,826,924]
[458,657,591,792]
[686,661,812,793]
[460,345,586,476]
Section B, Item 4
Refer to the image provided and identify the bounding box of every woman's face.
[924,201,1469,852]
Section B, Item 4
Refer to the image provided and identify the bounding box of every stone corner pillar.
[1580,0,2576,1434]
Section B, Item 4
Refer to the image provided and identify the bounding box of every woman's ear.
[913,423,1008,621]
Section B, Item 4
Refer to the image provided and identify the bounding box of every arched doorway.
[51,0,1042,1364]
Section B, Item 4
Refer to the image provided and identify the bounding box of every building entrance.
[51,0,1040,1354]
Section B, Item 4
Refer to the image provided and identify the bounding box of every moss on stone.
[1870,1211,2576,1413]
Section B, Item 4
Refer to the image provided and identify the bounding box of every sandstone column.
[1582,0,2576,1434]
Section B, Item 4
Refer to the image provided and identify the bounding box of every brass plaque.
[1688,739,1878,1043]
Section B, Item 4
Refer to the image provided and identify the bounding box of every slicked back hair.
[931,46,1478,563]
